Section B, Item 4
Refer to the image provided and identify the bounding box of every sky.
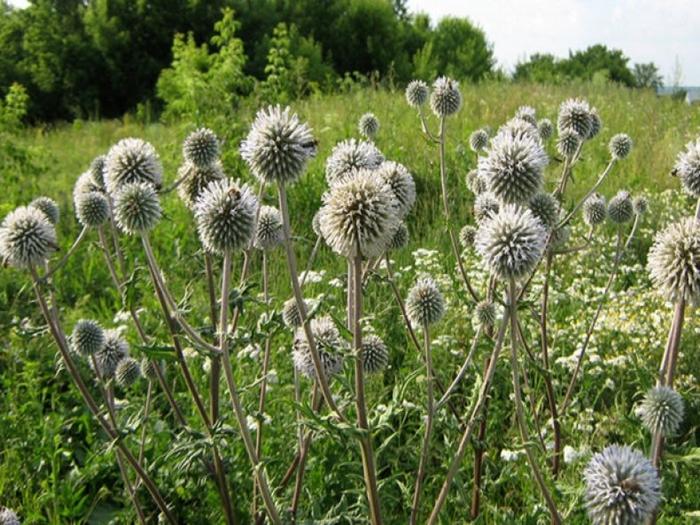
[407,0,700,85]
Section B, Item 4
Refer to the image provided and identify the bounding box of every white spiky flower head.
[183,128,220,167]
[584,444,661,525]
[514,105,537,126]
[406,276,445,327]
[377,161,416,218]
[587,108,602,139]
[30,196,59,225]
[363,334,389,374]
[319,170,400,259]
[469,129,489,153]
[240,105,316,186]
[479,130,548,204]
[73,171,102,211]
[71,319,105,357]
[105,138,163,194]
[325,139,384,186]
[647,218,700,304]
[557,129,581,158]
[674,138,700,197]
[293,315,344,379]
[466,169,488,195]
[0,206,57,268]
[430,76,461,117]
[636,386,684,437]
[177,160,225,209]
[253,205,283,251]
[113,182,162,234]
[633,196,648,216]
[194,178,258,254]
[89,155,107,189]
[608,190,634,224]
[474,191,500,223]
[0,508,20,525]
[388,222,409,251]
[282,297,307,329]
[538,118,554,141]
[529,192,559,228]
[495,117,541,143]
[459,225,477,249]
[557,98,593,138]
[358,112,380,139]
[76,191,109,228]
[610,133,633,160]
[475,300,497,328]
[94,329,129,379]
[475,204,546,280]
[115,357,141,387]
[583,193,607,227]
[406,80,429,108]
[140,358,161,381]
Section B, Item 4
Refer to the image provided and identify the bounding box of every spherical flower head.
[30,196,59,225]
[405,80,429,108]
[325,139,384,186]
[557,129,581,158]
[587,108,602,139]
[194,178,258,254]
[312,210,323,238]
[388,222,409,251]
[115,357,141,387]
[282,297,307,329]
[475,300,497,328]
[377,161,416,218]
[430,76,461,117]
[363,334,389,374]
[469,129,489,153]
[319,170,400,258]
[94,329,129,379]
[177,160,225,209]
[0,508,20,525]
[610,133,633,160]
[674,138,700,197]
[583,193,607,227]
[480,131,548,204]
[113,182,162,235]
[358,112,380,139]
[529,192,559,228]
[647,218,700,304]
[183,127,220,167]
[105,138,163,194]
[293,315,344,379]
[466,169,488,195]
[557,98,592,138]
[633,196,648,216]
[406,277,445,326]
[475,204,546,280]
[71,319,105,357]
[0,206,57,268]
[514,105,537,126]
[141,358,161,381]
[607,190,634,224]
[636,386,684,437]
[89,155,107,189]
[459,225,477,249]
[538,118,554,141]
[240,105,316,186]
[496,118,541,143]
[73,171,102,211]
[584,444,661,525]
[253,205,283,251]
[76,191,109,228]
[474,191,500,223]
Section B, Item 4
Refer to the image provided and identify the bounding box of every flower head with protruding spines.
[608,190,634,224]
[76,191,109,228]
[475,300,497,328]
[89,155,107,189]
[474,192,500,223]
[584,445,661,525]
[430,76,461,117]
[538,118,554,141]
[495,117,540,143]
[177,160,225,209]
[557,130,581,158]
[325,139,384,186]
[529,192,559,228]
[293,315,344,379]
[610,133,633,160]
[673,138,700,197]
[113,182,162,234]
[469,129,489,153]
[30,196,59,225]
[633,196,648,216]
[115,357,141,387]
[194,178,258,254]
[141,358,161,381]
[71,319,105,357]
[183,128,220,167]
[587,108,602,139]
[0,206,57,268]
[73,171,102,211]
[377,161,415,219]
[583,193,607,227]
[362,334,389,374]
[406,277,445,326]
[240,105,316,186]
[253,205,283,251]
[558,98,592,138]
[282,297,307,329]
[466,169,488,195]
[459,225,477,249]
[0,507,20,525]
[358,113,380,139]
[105,138,163,194]
[406,80,429,108]
[636,386,684,437]
[94,329,129,379]
[388,222,409,251]
[515,105,537,126]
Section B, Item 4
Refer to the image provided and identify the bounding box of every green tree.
[513,53,565,83]
[633,62,663,89]
[428,16,493,81]
[563,44,635,86]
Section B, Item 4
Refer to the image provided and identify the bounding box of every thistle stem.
[205,253,222,424]
[42,225,89,281]
[558,158,616,227]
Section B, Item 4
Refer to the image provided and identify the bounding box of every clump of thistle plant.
[557,130,581,158]
[377,161,416,218]
[282,297,307,328]
[636,386,684,436]
[475,300,497,328]
[177,161,225,209]
[473,192,500,223]
[515,105,537,126]
[388,222,409,251]
[538,118,554,141]
[529,192,559,228]
[0,206,57,268]
[557,98,593,138]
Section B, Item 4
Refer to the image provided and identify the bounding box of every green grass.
[1,82,700,524]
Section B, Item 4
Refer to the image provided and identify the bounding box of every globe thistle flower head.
[140,358,161,381]
[514,105,537,126]
[253,205,283,251]
[282,297,307,329]
[405,80,429,108]
[194,178,258,254]
[0,206,57,268]
[475,300,497,328]
[610,133,633,160]
[0,508,20,525]
[495,117,540,143]
[388,222,409,251]
[30,196,59,225]
[459,225,477,249]
[475,204,547,280]
[94,329,129,379]
[115,357,141,387]
[312,210,323,238]
[633,196,648,216]
[183,128,220,167]
[608,190,634,224]
[71,319,105,357]
[636,386,684,437]
[293,315,344,379]
[469,129,489,153]
[537,118,554,141]
[474,191,500,223]
[73,171,102,211]
[241,105,317,186]
[584,444,661,525]
[76,191,109,228]
[587,108,602,139]
[466,169,488,195]
[673,138,700,197]
[583,193,607,227]
[557,129,581,158]
[358,112,380,139]
[647,218,700,304]
[557,98,592,138]
[363,334,389,374]
[480,131,548,204]
[89,155,107,189]
[325,139,384,186]
[319,170,400,258]
[176,160,225,209]
[105,138,163,194]
[113,182,162,235]
[529,192,559,228]
[430,76,461,117]
[406,277,445,327]
[377,161,416,218]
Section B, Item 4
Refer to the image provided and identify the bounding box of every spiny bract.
[388,222,409,251]
[376,161,416,219]
[537,118,554,141]
[557,98,593,138]
[282,297,307,329]
[105,138,163,194]
[293,315,344,379]
[94,329,129,379]
[514,105,537,126]
[140,358,161,381]
[459,225,477,249]
[76,191,109,227]
[113,182,162,234]
[469,129,489,152]
[362,334,389,374]
[325,138,384,186]
[583,193,607,227]
[0,205,57,268]
[358,112,380,139]
[473,191,500,223]
[475,300,497,328]
[607,190,634,224]
[115,357,141,387]
[610,133,633,160]
[183,128,220,167]
[429,76,461,117]
[673,137,700,197]
[636,386,684,436]
[253,205,283,251]
[405,80,429,108]
[406,276,445,327]
[529,192,559,228]
[71,319,105,357]
[176,160,225,209]
[557,129,581,157]
[29,196,59,225]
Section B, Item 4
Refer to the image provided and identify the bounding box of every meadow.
[1,82,700,524]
